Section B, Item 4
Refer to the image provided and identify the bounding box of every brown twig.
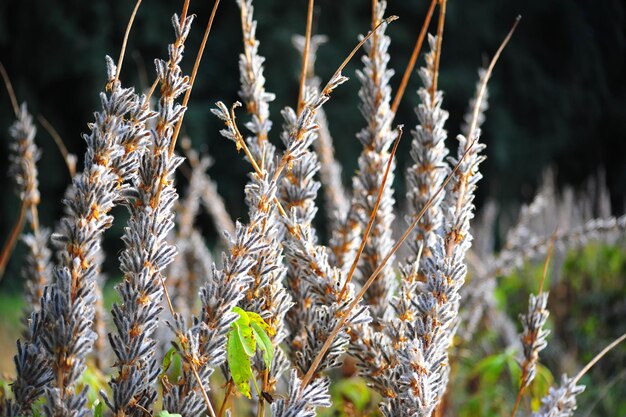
[161,277,218,417]
[510,385,525,417]
[447,15,521,256]
[0,62,25,278]
[151,0,222,262]
[510,230,557,417]
[145,77,160,103]
[323,16,398,98]
[296,0,315,115]
[429,0,447,104]
[300,130,480,390]
[257,369,269,417]
[170,0,222,156]
[538,228,558,294]
[0,65,43,275]
[0,61,19,116]
[38,115,76,177]
[225,15,398,226]
[573,332,626,385]
[180,0,191,24]
[266,15,398,189]
[466,16,520,143]
[218,380,234,417]
[112,0,143,85]
[389,0,436,116]
[192,365,218,417]
[338,126,404,300]
[0,200,27,278]
[156,3,221,417]
[300,14,523,392]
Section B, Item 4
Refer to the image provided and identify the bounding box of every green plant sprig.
[227,307,275,399]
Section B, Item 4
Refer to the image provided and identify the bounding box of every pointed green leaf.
[161,346,177,376]
[158,412,182,417]
[234,320,256,357]
[232,306,250,326]
[251,321,274,370]
[228,330,252,398]
[245,311,275,336]
[93,400,103,417]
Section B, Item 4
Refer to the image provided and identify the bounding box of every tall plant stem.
[112,0,143,85]
[297,0,315,114]
[429,0,447,103]
[448,15,520,256]
[170,0,222,155]
[302,16,522,390]
[0,62,19,115]
[38,115,76,177]
[0,200,27,278]
[0,62,24,279]
[338,127,404,300]
[161,278,218,417]
[300,132,479,390]
[218,380,234,417]
[574,332,626,385]
[510,232,556,417]
[156,3,222,417]
[225,15,398,227]
[538,228,558,294]
[390,0,436,115]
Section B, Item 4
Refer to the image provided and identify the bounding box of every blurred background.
[0,0,625,414]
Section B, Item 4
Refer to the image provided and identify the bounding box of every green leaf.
[472,352,508,387]
[251,321,274,369]
[333,378,371,411]
[93,400,103,417]
[246,310,275,336]
[234,319,256,357]
[77,365,107,407]
[232,306,256,356]
[227,307,277,399]
[158,412,182,417]
[232,306,250,326]
[161,346,177,376]
[228,329,253,398]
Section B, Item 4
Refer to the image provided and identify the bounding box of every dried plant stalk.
[106,14,192,416]
[293,34,349,232]
[347,0,397,325]
[15,57,150,416]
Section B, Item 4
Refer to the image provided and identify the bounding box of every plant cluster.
[0,1,624,417]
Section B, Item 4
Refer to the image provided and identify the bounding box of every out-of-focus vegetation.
[461,243,626,417]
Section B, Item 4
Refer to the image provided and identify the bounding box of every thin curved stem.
[113,0,143,84]
[390,0,437,116]
[338,126,404,300]
[170,0,222,155]
[538,228,558,294]
[38,115,76,177]
[429,0,447,104]
[574,332,626,385]
[0,200,27,279]
[447,15,521,256]
[297,0,315,115]
[0,61,19,116]
[300,132,479,390]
